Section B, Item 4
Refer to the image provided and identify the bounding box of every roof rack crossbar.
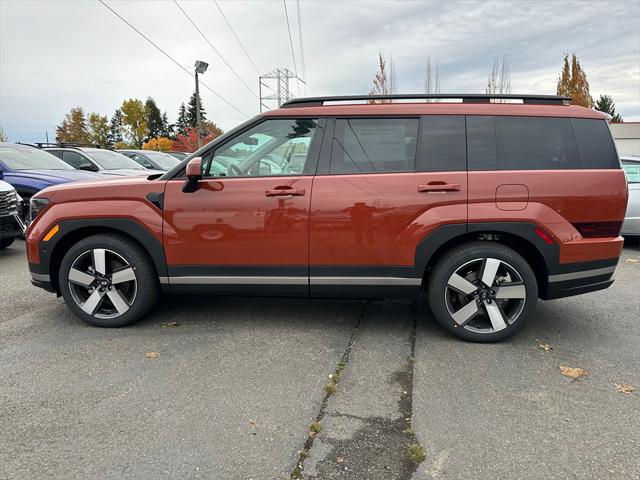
[35,142,99,148]
[281,94,571,108]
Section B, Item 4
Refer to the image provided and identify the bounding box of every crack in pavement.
[292,300,425,479]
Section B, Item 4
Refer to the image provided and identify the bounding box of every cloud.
[1,0,638,142]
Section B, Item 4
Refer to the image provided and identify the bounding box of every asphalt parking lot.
[1,240,639,480]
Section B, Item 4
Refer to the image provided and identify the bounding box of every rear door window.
[329,118,419,173]
[571,118,619,169]
[417,116,466,172]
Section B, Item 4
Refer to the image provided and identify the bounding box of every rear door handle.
[417,182,461,193]
[265,187,306,197]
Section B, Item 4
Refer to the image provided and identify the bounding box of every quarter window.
[571,118,619,169]
[204,118,318,177]
[329,118,419,173]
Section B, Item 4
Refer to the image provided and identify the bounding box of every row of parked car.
[0,142,190,249]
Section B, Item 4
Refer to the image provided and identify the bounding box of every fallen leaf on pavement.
[625,259,639,263]
[161,322,180,328]
[539,344,553,351]
[559,366,587,379]
[145,352,160,359]
[614,383,635,394]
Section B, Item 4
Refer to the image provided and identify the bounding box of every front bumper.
[0,213,26,240]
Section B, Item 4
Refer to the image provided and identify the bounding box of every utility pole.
[194,60,209,149]
[258,68,298,112]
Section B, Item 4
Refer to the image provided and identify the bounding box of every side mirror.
[78,163,98,172]
[183,156,203,193]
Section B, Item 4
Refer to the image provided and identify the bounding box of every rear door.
[309,115,468,297]
[162,117,323,295]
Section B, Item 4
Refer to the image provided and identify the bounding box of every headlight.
[29,197,49,222]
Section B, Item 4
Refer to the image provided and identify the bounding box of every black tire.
[0,237,16,249]
[427,241,538,343]
[59,233,158,327]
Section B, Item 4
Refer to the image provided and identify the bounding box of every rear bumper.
[543,260,618,299]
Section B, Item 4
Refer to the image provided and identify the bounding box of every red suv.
[26,94,628,342]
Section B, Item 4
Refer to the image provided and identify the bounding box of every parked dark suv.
[25,94,627,342]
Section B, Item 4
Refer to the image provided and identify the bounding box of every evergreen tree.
[108,109,123,147]
[160,112,174,139]
[144,97,163,140]
[186,92,206,128]
[595,94,623,122]
[556,53,593,107]
[176,103,189,136]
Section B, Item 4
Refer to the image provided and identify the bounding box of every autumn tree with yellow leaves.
[556,53,593,107]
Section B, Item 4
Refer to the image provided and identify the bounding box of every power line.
[97,0,248,117]
[295,0,306,94]
[212,0,261,75]
[172,0,258,99]
[282,0,301,96]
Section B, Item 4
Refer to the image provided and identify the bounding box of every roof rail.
[281,94,571,108]
[35,142,100,149]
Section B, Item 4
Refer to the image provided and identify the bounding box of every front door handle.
[265,187,306,197]
[417,182,461,193]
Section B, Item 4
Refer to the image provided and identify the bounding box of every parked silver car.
[621,156,640,237]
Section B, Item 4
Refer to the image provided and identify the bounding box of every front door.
[309,116,468,297]
[162,117,323,295]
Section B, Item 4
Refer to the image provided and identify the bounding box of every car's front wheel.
[427,241,538,342]
[59,234,158,327]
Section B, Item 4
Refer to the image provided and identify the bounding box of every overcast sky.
[1,0,639,143]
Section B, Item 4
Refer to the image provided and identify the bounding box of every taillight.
[573,222,622,238]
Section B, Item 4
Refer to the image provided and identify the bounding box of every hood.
[98,169,164,177]
[0,179,16,193]
[36,175,166,205]
[9,169,104,182]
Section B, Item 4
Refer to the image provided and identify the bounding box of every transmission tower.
[259,68,298,112]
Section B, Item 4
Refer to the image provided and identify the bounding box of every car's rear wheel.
[59,234,158,327]
[427,241,537,342]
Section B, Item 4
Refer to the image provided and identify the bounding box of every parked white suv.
[0,177,25,249]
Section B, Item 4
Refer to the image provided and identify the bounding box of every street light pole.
[195,71,203,149]
[194,60,209,149]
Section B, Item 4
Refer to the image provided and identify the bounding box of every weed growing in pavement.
[309,422,322,434]
[408,443,426,463]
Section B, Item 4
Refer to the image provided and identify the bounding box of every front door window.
[204,118,318,177]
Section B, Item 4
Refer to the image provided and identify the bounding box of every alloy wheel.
[445,257,526,334]
[67,248,137,319]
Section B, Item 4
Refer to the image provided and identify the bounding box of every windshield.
[84,149,146,170]
[142,151,180,170]
[0,144,74,170]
